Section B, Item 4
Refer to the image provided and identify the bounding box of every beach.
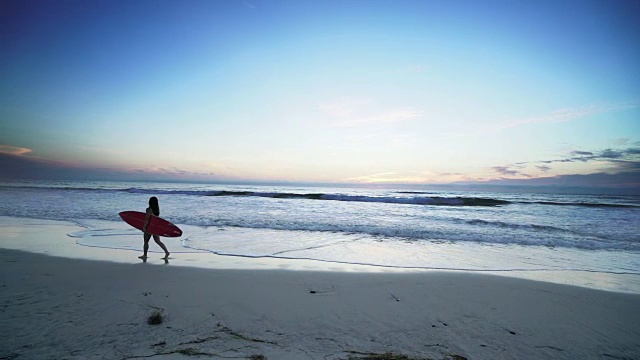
[2,219,639,360]
[3,0,640,358]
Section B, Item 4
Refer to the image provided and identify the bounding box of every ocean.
[1,180,639,292]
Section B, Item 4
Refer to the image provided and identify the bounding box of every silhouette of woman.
[139,196,170,260]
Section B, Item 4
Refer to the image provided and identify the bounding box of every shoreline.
[1,216,640,359]
[1,215,639,294]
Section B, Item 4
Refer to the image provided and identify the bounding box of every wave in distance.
[3,184,638,208]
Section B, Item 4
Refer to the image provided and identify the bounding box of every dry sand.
[1,247,639,360]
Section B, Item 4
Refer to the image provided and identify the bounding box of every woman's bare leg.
[139,233,151,259]
[153,235,170,259]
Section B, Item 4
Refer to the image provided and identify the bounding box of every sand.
[1,218,640,359]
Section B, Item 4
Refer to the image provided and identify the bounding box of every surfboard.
[119,211,183,237]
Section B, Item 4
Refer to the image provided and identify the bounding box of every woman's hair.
[149,196,160,216]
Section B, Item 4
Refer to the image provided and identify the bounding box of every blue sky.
[1,0,639,188]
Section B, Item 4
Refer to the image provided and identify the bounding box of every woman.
[139,196,170,260]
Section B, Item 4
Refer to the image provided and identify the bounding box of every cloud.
[612,160,640,172]
[570,150,593,156]
[332,109,423,127]
[0,145,32,156]
[612,138,630,146]
[492,166,520,176]
[600,149,624,159]
[344,170,479,184]
[344,172,399,183]
[488,146,640,188]
[1,153,74,179]
[318,97,372,118]
[0,153,228,181]
[318,97,422,127]
[482,101,638,133]
[539,147,640,165]
[484,171,640,193]
[587,147,638,161]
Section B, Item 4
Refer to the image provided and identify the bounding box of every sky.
[1,0,639,189]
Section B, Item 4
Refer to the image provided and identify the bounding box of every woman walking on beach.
[140,196,170,260]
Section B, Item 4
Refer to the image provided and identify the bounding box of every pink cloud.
[0,145,32,156]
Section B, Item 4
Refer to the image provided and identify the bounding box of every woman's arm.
[143,208,152,232]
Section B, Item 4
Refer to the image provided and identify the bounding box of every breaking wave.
[2,184,638,209]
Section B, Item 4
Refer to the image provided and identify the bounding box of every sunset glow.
[1,0,639,189]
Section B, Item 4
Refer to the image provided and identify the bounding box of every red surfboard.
[119,211,183,237]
